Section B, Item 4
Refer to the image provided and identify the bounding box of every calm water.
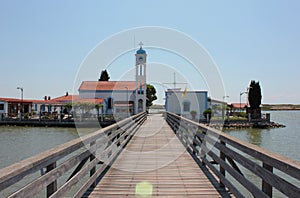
[0,126,79,169]
[223,110,300,197]
[223,111,300,161]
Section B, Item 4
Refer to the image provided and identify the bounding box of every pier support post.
[46,162,57,197]
[220,140,226,188]
[90,141,96,188]
[262,162,273,197]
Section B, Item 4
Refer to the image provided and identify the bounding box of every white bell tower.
[135,42,147,113]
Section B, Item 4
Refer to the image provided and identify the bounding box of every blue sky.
[0,0,300,104]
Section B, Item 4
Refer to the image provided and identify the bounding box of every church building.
[78,44,147,115]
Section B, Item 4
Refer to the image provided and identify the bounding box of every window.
[140,65,143,75]
[0,104,4,111]
[183,101,190,112]
[138,99,143,112]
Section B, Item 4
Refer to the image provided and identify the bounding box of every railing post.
[192,134,197,155]
[46,162,57,197]
[90,140,96,188]
[200,129,206,165]
[220,140,226,188]
[262,162,273,197]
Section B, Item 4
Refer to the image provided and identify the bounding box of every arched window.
[140,65,143,75]
[183,101,190,112]
[138,99,143,112]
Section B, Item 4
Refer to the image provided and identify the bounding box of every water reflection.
[245,128,264,146]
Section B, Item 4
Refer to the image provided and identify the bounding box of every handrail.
[0,112,147,198]
[166,112,300,198]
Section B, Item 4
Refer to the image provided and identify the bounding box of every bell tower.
[135,42,147,113]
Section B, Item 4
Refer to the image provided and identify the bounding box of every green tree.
[98,70,110,81]
[95,104,103,118]
[74,102,95,115]
[146,84,157,108]
[190,110,197,120]
[64,102,73,110]
[248,80,262,109]
[203,108,212,121]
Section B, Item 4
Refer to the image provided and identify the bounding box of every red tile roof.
[79,81,137,91]
[230,103,248,109]
[0,97,44,103]
[0,95,104,105]
[51,95,80,102]
[0,97,22,102]
[30,100,58,104]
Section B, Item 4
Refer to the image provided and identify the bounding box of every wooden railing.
[166,112,300,198]
[0,112,146,198]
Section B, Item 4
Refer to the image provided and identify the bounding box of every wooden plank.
[205,146,268,198]
[168,112,300,197]
[46,162,57,197]
[86,114,227,197]
[201,157,244,198]
[262,162,273,197]
[205,133,300,197]
[7,148,95,198]
[220,140,226,188]
[0,113,145,191]
[171,111,300,181]
[0,112,146,198]
[73,117,145,198]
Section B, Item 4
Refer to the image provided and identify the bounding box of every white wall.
[79,90,136,114]
[165,91,208,119]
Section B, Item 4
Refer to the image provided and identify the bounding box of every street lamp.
[125,86,129,115]
[240,91,247,112]
[17,87,24,119]
[222,96,229,121]
[17,87,24,118]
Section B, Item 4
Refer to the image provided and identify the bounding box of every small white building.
[208,98,228,117]
[165,89,208,120]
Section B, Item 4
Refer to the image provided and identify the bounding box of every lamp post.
[125,86,129,115]
[239,91,247,112]
[17,87,24,119]
[222,96,229,121]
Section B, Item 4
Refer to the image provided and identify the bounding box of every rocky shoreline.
[262,104,300,111]
[204,121,285,129]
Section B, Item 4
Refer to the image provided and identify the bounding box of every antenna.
[133,35,136,65]
[163,72,187,89]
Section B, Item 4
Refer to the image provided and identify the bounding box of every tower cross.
[138,41,144,48]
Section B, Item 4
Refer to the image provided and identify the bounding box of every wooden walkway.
[85,114,228,197]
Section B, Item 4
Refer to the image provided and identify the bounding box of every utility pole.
[163,72,187,89]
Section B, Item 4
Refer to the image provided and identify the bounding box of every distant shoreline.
[262,104,300,111]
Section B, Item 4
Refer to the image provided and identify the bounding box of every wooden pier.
[84,114,227,197]
[0,112,300,197]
